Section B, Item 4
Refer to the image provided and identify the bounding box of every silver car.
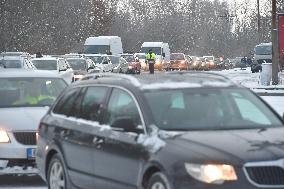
[0,70,67,174]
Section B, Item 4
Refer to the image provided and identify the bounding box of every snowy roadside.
[216,68,284,116]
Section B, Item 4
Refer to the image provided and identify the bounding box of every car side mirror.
[111,117,139,133]
[162,53,165,57]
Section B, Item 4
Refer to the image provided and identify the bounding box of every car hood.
[164,128,284,165]
[0,107,49,131]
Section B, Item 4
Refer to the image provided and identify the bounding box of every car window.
[232,93,272,125]
[144,88,282,131]
[53,88,81,116]
[105,88,142,128]
[0,78,67,108]
[79,87,108,123]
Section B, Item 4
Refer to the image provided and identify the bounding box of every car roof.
[77,72,239,90]
[0,69,63,78]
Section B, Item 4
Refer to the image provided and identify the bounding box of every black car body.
[36,72,284,189]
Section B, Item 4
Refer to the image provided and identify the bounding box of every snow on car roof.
[137,73,235,90]
[81,72,237,89]
[0,69,63,78]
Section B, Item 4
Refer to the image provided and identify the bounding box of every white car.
[0,70,67,174]
[0,52,35,70]
[32,57,74,84]
[96,55,113,72]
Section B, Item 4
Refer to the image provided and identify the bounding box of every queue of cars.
[1,50,283,189]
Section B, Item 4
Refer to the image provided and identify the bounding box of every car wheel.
[47,154,69,189]
[147,172,172,189]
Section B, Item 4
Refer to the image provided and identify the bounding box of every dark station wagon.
[36,72,284,189]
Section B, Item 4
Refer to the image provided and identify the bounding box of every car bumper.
[0,132,37,174]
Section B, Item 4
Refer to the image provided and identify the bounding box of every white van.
[84,36,123,55]
[254,42,272,63]
[141,42,170,70]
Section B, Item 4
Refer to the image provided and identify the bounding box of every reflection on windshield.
[144,88,282,131]
[0,78,67,107]
[32,60,57,70]
[0,59,22,68]
[67,59,87,70]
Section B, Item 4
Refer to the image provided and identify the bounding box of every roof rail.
[81,73,141,87]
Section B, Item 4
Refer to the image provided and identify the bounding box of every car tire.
[47,153,70,189]
[146,172,172,189]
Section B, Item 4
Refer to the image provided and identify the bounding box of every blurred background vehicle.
[0,70,67,175]
[65,56,96,81]
[83,36,123,55]
[251,59,262,73]
[169,53,189,70]
[94,55,113,72]
[121,54,141,74]
[190,56,202,70]
[111,56,129,73]
[0,52,35,70]
[134,53,147,71]
[31,56,74,84]
[254,42,272,64]
[141,42,170,71]
[203,56,216,70]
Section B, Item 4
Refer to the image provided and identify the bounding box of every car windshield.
[32,60,57,70]
[67,59,87,70]
[108,56,120,64]
[255,45,272,55]
[136,54,146,59]
[84,45,111,54]
[144,88,282,131]
[170,54,185,60]
[87,56,103,64]
[121,55,135,62]
[0,59,22,68]
[141,47,161,55]
[0,78,67,107]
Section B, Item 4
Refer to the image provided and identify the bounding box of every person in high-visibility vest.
[146,49,156,74]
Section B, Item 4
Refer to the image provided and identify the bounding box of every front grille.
[245,166,284,186]
[13,132,36,145]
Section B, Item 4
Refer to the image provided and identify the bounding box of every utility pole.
[257,0,261,42]
[272,0,279,85]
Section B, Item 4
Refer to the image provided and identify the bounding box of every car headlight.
[128,66,133,69]
[0,129,10,143]
[185,163,237,184]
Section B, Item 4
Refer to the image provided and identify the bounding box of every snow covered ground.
[215,68,284,116]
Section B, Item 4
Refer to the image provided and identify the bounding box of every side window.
[79,87,108,122]
[105,88,142,127]
[232,93,271,124]
[53,88,81,116]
